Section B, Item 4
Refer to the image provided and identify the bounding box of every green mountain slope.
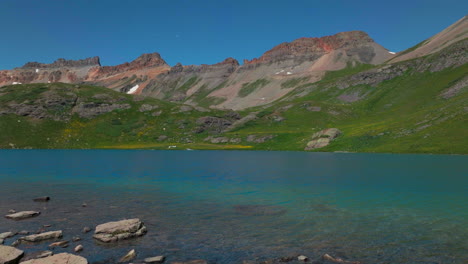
[0,39,466,153]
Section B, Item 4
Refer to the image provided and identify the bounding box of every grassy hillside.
[0,41,466,154]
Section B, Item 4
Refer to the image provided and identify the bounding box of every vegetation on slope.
[0,40,466,154]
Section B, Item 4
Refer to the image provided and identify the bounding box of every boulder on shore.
[93,219,147,243]
[0,245,24,264]
[305,128,342,150]
[19,253,87,264]
[5,211,40,220]
[19,231,62,243]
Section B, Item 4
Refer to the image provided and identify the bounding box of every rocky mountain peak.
[21,56,101,69]
[213,57,240,66]
[244,31,375,64]
[129,52,167,68]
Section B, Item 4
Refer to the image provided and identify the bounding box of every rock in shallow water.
[171,260,207,264]
[93,219,147,243]
[19,231,62,243]
[118,249,136,263]
[4,211,40,220]
[144,255,165,263]
[19,253,88,264]
[74,245,83,253]
[0,233,15,240]
[0,245,24,264]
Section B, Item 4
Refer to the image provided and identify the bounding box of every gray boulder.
[19,231,62,243]
[0,233,15,240]
[305,128,342,150]
[0,245,24,264]
[5,211,40,220]
[93,218,147,243]
[144,256,165,263]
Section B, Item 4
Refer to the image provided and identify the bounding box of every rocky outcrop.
[440,76,468,99]
[21,57,100,69]
[194,116,232,134]
[19,253,88,264]
[93,219,147,243]
[305,128,342,150]
[72,102,131,119]
[5,211,40,220]
[90,53,168,78]
[246,135,275,143]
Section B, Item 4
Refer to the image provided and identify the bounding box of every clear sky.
[1,0,466,69]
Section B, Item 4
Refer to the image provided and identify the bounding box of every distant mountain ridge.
[0,16,466,110]
[0,16,466,154]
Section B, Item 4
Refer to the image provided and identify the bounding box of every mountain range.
[0,15,466,153]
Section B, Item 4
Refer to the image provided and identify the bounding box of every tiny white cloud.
[127,84,139,94]
[389,51,396,54]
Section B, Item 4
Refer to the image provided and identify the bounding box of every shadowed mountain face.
[0,16,466,110]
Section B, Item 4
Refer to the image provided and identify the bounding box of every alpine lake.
[0,150,466,263]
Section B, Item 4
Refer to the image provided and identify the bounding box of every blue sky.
[1,0,466,69]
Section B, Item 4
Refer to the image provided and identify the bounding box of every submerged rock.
[0,245,24,264]
[19,253,88,264]
[172,260,207,264]
[322,254,361,264]
[19,231,62,243]
[33,197,50,202]
[5,211,40,220]
[234,204,287,216]
[93,218,147,243]
[48,241,68,248]
[118,249,136,263]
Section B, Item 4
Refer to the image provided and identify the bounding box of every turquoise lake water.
[0,150,467,263]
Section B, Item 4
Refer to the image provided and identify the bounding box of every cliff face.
[0,57,101,86]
